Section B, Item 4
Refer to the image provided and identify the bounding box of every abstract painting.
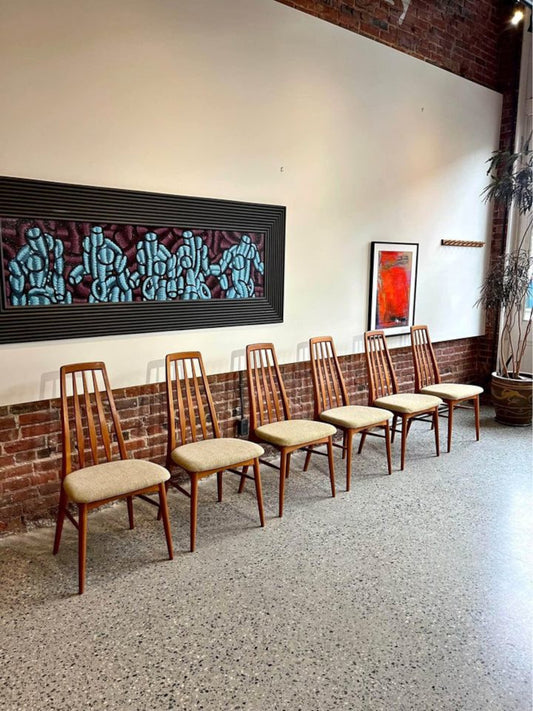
[368,242,418,336]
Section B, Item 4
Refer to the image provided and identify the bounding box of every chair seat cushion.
[320,405,392,429]
[255,419,336,447]
[171,438,264,473]
[374,393,442,414]
[420,383,483,400]
[63,459,170,504]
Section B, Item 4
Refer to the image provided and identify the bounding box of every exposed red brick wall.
[0,336,481,533]
[275,0,514,92]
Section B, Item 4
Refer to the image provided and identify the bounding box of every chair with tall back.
[165,351,265,552]
[364,330,442,471]
[53,362,173,595]
[244,343,336,517]
[410,325,482,452]
[307,336,393,490]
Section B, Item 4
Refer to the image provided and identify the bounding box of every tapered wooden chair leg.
[190,475,198,552]
[327,438,336,497]
[384,422,392,475]
[400,416,409,471]
[286,452,292,478]
[345,430,354,491]
[158,483,174,560]
[53,487,68,555]
[127,496,134,529]
[433,409,440,457]
[391,414,398,443]
[238,466,248,494]
[447,403,454,452]
[78,504,88,595]
[279,452,288,517]
[357,431,367,455]
[156,481,170,521]
[474,396,480,441]
[217,471,223,502]
[303,445,313,472]
[253,459,265,527]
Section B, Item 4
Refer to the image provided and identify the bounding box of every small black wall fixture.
[0,177,286,344]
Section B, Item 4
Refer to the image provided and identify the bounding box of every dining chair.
[364,330,442,470]
[243,343,336,517]
[307,336,393,490]
[410,325,482,451]
[53,362,173,594]
[165,351,265,552]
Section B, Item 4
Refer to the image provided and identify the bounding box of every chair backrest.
[165,352,221,454]
[410,325,441,390]
[364,330,399,404]
[246,343,291,429]
[309,336,349,416]
[60,362,128,478]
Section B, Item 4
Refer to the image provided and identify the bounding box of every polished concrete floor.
[0,407,531,711]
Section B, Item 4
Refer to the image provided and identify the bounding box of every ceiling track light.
[510,0,532,26]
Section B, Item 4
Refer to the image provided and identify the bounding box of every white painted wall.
[0,0,502,405]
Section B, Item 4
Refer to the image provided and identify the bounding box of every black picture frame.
[0,176,285,344]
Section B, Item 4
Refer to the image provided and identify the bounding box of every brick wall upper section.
[275,0,514,91]
[0,336,482,534]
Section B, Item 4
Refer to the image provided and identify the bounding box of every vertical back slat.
[92,370,113,460]
[82,371,99,465]
[72,374,86,469]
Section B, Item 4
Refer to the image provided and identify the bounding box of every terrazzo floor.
[0,407,531,711]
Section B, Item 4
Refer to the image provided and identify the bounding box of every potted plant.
[477,135,533,425]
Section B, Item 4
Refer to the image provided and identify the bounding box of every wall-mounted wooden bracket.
[441,239,485,248]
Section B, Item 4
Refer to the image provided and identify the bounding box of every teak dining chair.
[244,343,336,517]
[410,325,482,452]
[364,330,442,471]
[307,336,393,489]
[53,362,173,595]
[165,351,265,552]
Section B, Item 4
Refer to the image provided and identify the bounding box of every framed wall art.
[0,176,285,344]
[368,241,419,336]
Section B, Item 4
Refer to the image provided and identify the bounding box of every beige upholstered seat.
[244,342,337,517]
[411,325,483,452]
[166,351,265,552]
[64,460,170,504]
[420,383,483,400]
[320,405,393,429]
[364,330,441,471]
[53,362,174,595]
[308,336,394,489]
[374,393,442,414]
[255,419,335,447]
[171,438,264,473]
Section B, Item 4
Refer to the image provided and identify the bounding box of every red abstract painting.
[376,250,412,328]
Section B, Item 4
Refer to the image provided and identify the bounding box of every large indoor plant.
[477,136,533,425]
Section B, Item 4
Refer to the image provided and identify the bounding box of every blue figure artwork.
[209,234,264,299]
[175,230,211,300]
[136,231,178,301]
[4,219,264,307]
[69,226,138,303]
[8,227,71,306]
